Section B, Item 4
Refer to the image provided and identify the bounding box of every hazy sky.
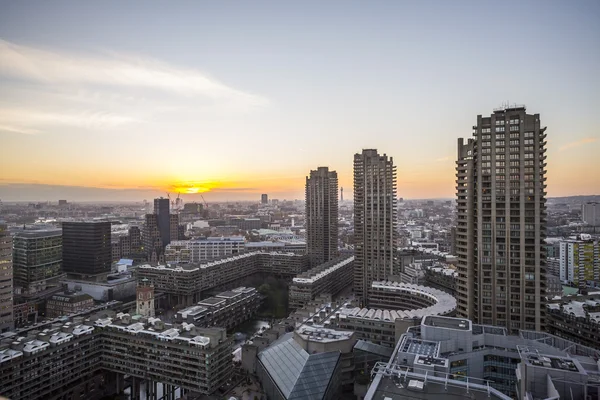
[1,1,599,202]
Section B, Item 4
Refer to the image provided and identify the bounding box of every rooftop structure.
[364,315,600,400]
[546,294,600,350]
[0,311,233,400]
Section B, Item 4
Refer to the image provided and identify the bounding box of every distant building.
[582,202,600,226]
[229,218,261,231]
[144,199,179,260]
[261,194,268,204]
[46,292,94,317]
[0,223,13,332]
[559,236,599,287]
[58,199,67,206]
[164,240,192,263]
[305,166,339,267]
[187,236,245,262]
[62,221,111,279]
[353,149,398,303]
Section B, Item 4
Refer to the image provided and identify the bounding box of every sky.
[0,1,599,202]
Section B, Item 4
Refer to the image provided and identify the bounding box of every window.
[524,153,534,159]
[510,132,520,138]
[496,168,505,175]
[496,140,505,147]
[482,155,491,161]
[496,147,505,153]
[510,168,519,174]
[482,134,491,140]
[482,141,491,147]
[525,146,534,152]
[482,128,491,133]
[497,161,505,167]
[524,139,534,145]
[510,161,520,167]
[496,126,505,132]
[524,131,534,138]
[496,154,505,160]
[481,148,491,154]
[510,140,520,146]
[495,120,505,125]
[496,133,505,139]
[509,118,520,124]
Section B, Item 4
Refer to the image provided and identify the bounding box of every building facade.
[12,229,63,298]
[188,236,245,262]
[305,166,339,267]
[456,106,547,333]
[0,223,13,332]
[46,292,95,318]
[353,149,398,303]
[0,312,233,400]
[559,236,599,287]
[62,221,112,279]
[289,255,354,309]
[261,194,268,204]
[582,202,600,226]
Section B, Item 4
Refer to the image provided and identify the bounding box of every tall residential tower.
[456,105,547,333]
[305,166,339,266]
[353,149,398,303]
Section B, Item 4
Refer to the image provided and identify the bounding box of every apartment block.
[46,292,95,318]
[137,252,309,306]
[456,105,547,333]
[353,149,398,303]
[164,240,192,263]
[175,286,262,330]
[559,236,599,287]
[332,281,456,347]
[305,166,339,266]
[0,312,233,400]
[289,255,353,310]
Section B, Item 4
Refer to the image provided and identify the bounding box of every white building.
[189,237,245,262]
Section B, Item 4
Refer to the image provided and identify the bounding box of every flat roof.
[198,297,226,306]
[423,316,470,331]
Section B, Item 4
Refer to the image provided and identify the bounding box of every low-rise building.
[289,255,354,309]
[175,286,262,330]
[164,240,192,263]
[137,252,309,307]
[188,236,245,262]
[46,292,94,317]
[0,311,233,400]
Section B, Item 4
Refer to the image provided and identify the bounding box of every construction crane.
[200,194,208,210]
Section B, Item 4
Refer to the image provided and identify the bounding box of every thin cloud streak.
[0,108,139,133]
[559,137,598,151]
[0,39,268,106]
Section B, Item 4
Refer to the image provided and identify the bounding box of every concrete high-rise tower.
[353,149,398,304]
[0,223,13,332]
[305,167,339,267]
[456,105,547,333]
[145,198,178,261]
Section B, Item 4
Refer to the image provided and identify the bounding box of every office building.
[559,236,599,287]
[12,229,63,299]
[189,236,245,261]
[582,202,600,226]
[456,105,547,332]
[364,315,600,400]
[289,255,354,309]
[0,223,13,332]
[46,291,94,317]
[0,312,233,400]
[353,149,398,303]
[261,194,268,204]
[62,221,112,279]
[144,198,179,260]
[305,166,339,266]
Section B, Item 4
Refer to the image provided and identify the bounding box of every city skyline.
[1,1,599,202]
